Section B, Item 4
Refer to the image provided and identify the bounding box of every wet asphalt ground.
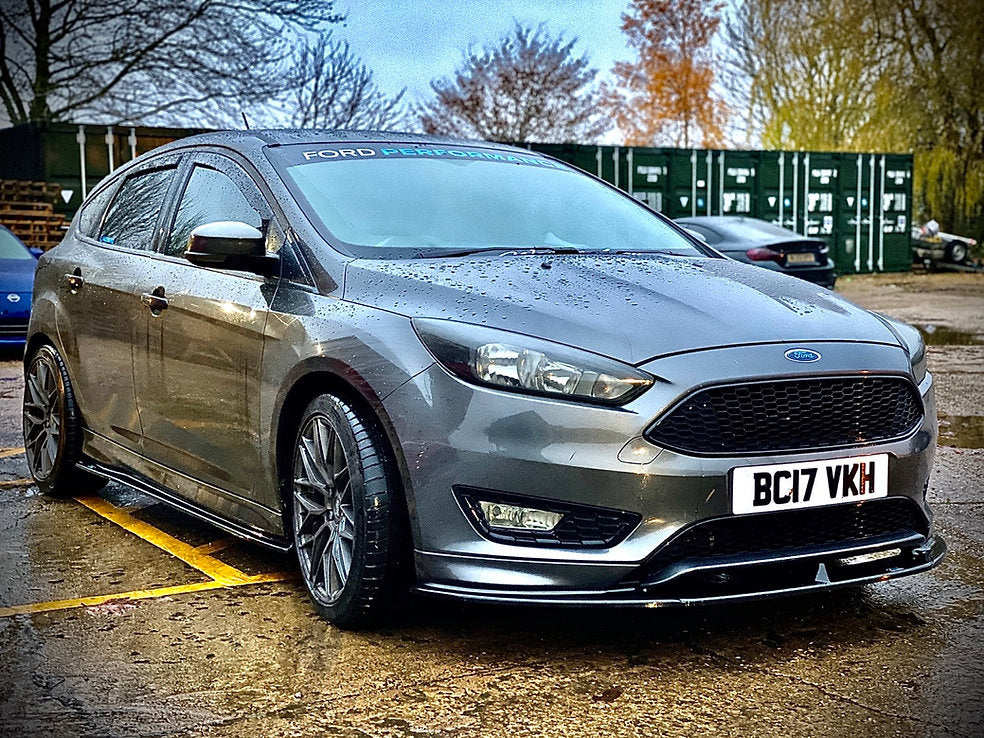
[1,272,982,737]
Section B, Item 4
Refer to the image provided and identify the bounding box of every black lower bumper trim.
[414,535,946,607]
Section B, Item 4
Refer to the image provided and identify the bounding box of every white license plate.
[731,454,888,515]
[786,252,816,264]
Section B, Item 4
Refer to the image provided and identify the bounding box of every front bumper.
[0,293,30,345]
[384,340,942,604]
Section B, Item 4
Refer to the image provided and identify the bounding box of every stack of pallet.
[0,180,69,251]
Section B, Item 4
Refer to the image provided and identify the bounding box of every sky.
[331,0,630,106]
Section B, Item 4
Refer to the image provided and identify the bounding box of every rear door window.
[98,168,176,250]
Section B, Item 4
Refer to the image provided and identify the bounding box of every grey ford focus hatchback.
[24,131,944,626]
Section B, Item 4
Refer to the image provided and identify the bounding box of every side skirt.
[77,458,291,553]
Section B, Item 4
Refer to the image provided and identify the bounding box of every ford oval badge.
[785,348,821,363]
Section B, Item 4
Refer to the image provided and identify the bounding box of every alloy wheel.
[292,414,356,606]
[23,352,62,480]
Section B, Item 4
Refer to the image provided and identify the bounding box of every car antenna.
[241,111,251,130]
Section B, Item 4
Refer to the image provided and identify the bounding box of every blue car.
[0,225,38,347]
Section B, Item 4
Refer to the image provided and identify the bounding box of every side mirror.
[185,221,279,276]
[29,247,44,259]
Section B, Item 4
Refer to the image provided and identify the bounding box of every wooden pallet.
[0,179,68,250]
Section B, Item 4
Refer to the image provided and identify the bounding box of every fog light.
[838,548,901,566]
[478,501,563,531]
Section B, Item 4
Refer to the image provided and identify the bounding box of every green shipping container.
[532,144,913,274]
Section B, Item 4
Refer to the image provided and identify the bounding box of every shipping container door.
[880,155,913,272]
[626,147,669,213]
[836,154,879,274]
[664,149,711,219]
[756,152,797,231]
[719,151,757,217]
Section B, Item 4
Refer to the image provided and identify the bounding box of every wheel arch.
[272,359,418,553]
[24,331,54,366]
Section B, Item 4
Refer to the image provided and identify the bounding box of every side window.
[165,166,263,256]
[98,168,175,250]
[76,184,116,239]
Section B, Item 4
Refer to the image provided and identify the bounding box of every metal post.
[595,146,602,179]
[690,150,697,217]
[128,127,137,161]
[855,155,862,273]
[803,152,810,235]
[76,125,88,200]
[778,153,785,226]
[627,148,633,195]
[105,126,115,172]
[705,150,712,215]
[718,151,725,216]
[878,155,886,271]
[613,146,620,190]
[868,154,876,272]
[792,153,799,234]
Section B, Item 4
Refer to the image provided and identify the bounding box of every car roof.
[146,129,539,159]
[675,216,814,245]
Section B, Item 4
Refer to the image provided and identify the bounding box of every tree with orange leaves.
[604,0,727,147]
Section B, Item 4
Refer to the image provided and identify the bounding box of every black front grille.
[646,376,922,455]
[454,487,641,548]
[0,321,29,337]
[635,497,927,580]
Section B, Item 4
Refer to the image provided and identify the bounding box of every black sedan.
[675,216,836,289]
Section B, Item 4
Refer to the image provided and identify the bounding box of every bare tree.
[0,0,341,126]
[419,24,607,143]
[274,36,405,130]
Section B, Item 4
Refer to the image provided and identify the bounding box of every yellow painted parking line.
[0,446,25,458]
[75,494,269,586]
[0,572,291,618]
[0,581,226,618]
[0,477,32,489]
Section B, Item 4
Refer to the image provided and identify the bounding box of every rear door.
[132,152,280,521]
[56,156,181,450]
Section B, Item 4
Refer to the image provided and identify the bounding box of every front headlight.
[412,318,654,405]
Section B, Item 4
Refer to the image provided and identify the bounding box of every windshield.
[268,144,707,259]
[0,229,31,260]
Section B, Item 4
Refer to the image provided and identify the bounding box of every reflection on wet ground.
[917,324,984,345]
[938,414,984,449]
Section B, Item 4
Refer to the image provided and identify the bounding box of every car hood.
[0,258,36,293]
[343,254,900,364]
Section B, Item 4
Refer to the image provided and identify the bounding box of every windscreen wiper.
[418,246,583,258]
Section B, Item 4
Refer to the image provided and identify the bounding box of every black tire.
[289,393,405,628]
[22,344,106,496]
[946,240,968,264]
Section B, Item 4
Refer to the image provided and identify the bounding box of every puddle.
[938,414,984,449]
[917,325,984,346]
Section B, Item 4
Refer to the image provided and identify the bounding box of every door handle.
[65,271,84,291]
[141,288,168,314]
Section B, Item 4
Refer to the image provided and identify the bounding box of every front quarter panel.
[257,281,435,518]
